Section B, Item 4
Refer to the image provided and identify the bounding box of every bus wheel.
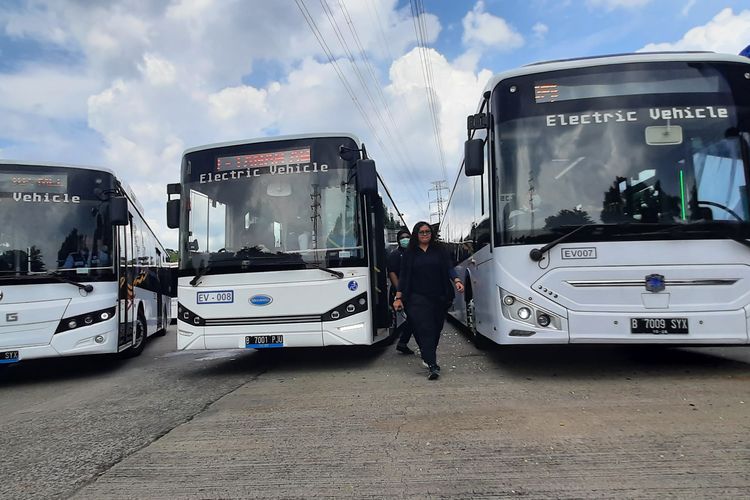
[122,313,147,358]
[467,299,493,350]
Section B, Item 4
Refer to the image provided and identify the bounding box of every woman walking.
[392,221,464,380]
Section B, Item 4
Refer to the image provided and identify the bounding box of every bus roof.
[182,132,363,156]
[0,158,145,216]
[483,51,750,95]
[0,158,117,176]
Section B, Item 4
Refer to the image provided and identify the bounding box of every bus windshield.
[494,61,750,245]
[180,137,364,273]
[0,166,115,277]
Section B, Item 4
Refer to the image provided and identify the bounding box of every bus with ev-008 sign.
[167,133,406,350]
[442,51,750,347]
[0,160,172,365]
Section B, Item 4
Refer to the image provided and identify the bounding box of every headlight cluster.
[322,292,368,322]
[178,303,205,326]
[500,289,562,330]
[55,306,116,334]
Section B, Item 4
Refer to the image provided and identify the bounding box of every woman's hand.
[454,279,465,293]
[393,298,403,311]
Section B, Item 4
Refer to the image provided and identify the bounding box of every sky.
[1,0,749,249]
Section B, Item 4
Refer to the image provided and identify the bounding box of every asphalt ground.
[2,322,750,499]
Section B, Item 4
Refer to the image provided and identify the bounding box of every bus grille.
[204,314,322,326]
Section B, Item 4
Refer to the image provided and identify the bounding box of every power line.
[410,0,448,183]
[295,0,409,200]
[310,0,427,206]
[336,0,425,199]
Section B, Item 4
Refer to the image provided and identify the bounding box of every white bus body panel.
[177,268,376,350]
[452,240,750,345]
[0,282,120,361]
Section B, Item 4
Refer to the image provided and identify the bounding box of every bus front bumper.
[1,318,119,362]
[567,309,749,344]
[177,312,373,350]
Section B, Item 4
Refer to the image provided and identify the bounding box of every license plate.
[0,350,20,363]
[630,318,689,334]
[196,290,234,304]
[245,335,284,348]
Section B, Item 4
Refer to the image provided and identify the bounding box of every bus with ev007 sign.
[0,160,173,365]
[167,133,406,351]
[442,51,750,347]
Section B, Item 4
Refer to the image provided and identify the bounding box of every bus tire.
[122,312,147,358]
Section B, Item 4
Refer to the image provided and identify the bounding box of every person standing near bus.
[392,221,464,380]
[387,228,414,355]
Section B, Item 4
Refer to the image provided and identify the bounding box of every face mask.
[399,238,410,248]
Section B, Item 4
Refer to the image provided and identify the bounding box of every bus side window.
[474,135,491,250]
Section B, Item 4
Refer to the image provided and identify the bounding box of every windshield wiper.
[529,223,630,262]
[647,221,750,250]
[306,263,344,279]
[190,262,211,287]
[47,272,95,292]
[2,271,95,292]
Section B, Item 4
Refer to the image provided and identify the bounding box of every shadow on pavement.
[0,353,128,387]
[0,337,170,387]
[190,343,390,379]
[451,320,750,380]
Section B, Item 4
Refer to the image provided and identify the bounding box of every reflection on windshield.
[0,171,114,276]
[183,162,362,270]
[497,104,748,244]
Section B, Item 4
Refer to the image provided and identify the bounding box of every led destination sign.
[216,148,311,171]
[0,173,68,193]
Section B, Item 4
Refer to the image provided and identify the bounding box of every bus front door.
[117,215,135,351]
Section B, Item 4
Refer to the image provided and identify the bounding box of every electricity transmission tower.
[429,180,448,225]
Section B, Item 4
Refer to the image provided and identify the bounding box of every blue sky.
[0,0,749,247]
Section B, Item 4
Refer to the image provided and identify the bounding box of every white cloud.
[139,54,177,87]
[462,1,524,51]
[532,22,549,41]
[681,0,697,17]
[0,0,482,246]
[587,0,652,9]
[0,67,100,119]
[639,8,750,54]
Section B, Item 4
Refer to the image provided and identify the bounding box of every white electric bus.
[0,161,172,364]
[167,133,406,350]
[442,52,750,347]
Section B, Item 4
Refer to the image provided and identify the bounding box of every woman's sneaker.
[421,360,441,370]
[427,365,440,380]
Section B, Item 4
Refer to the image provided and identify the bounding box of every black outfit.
[387,248,413,346]
[398,244,458,367]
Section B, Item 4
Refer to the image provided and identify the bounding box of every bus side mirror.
[110,196,128,226]
[166,183,180,229]
[356,159,378,195]
[464,139,484,177]
[166,199,180,229]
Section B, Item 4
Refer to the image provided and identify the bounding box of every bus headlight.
[537,313,551,327]
[322,293,368,322]
[177,303,205,326]
[500,289,563,330]
[56,306,117,334]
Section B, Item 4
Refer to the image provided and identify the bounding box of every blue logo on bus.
[249,294,273,306]
[645,274,665,293]
[347,280,358,291]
